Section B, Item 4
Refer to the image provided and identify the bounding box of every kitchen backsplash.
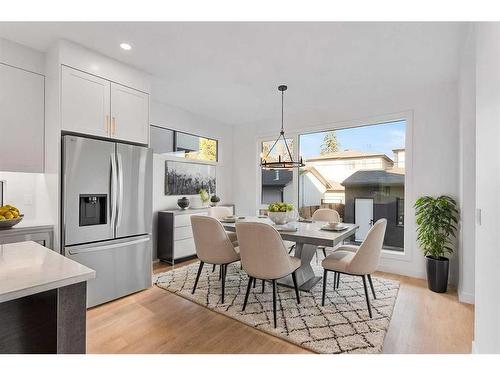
[0,171,53,225]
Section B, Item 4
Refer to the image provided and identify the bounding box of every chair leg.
[333,272,337,290]
[192,261,204,294]
[322,269,328,306]
[272,280,277,328]
[253,277,256,288]
[336,272,341,289]
[288,244,295,254]
[219,265,222,280]
[262,279,265,293]
[212,264,216,272]
[361,275,372,318]
[221,264,227,303]
[291,271,301,304]
[322,248,327,258]
[367,274,376,299]
[242,276,253,311]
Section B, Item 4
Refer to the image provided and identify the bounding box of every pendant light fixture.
[260,85,304,170]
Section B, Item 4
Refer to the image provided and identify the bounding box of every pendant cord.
[281,89,284,133]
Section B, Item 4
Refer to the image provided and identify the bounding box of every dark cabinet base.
[0,282,87,354]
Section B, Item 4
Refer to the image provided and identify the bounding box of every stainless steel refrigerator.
[62,135,153,307]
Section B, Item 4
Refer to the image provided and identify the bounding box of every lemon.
[4,212,14,220]
[0,215,5,221]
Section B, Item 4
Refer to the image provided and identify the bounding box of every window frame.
[150,124,219,163]
[256,111,414,268]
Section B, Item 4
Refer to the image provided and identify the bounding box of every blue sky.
[299,120,406,160]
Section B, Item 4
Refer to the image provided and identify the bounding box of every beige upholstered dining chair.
[312,208,341,258]
[208,206,238,274]
[321,218,387,318]
[235,221,301,328]
[208,206,238,243]
[190,215,241,303]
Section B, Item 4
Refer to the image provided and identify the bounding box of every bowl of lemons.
[0,205,23,228]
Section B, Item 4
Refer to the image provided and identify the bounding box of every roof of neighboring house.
[300,166,345,191]
[261,169,293,187]
[341,169,405,186]
[306,149,394,163]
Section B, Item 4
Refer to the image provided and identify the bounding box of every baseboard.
[458,290,475,304]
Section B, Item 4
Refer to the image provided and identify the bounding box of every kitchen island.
[0,241,95,354]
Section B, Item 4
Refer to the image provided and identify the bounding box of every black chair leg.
[262,279,265,293]
[367,274,376,299]
[221,264,227,303]
[336,272,341,289]
[253,277,256,288]
[192,261,204,294]
[219,265,222,280]
[322,269,328,306]
[272,280,277,328]
[242,276,253,311]
[291,271,301,304]
[333,272,337,290]
[212,264,216,272]
[362,275,372,318]
[288,244,295,254]
[322,248,327,258]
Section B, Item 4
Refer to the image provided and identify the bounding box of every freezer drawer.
[65,235,152,308]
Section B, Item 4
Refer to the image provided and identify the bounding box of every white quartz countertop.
[0,241,96,303]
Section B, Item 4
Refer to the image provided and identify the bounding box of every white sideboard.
[157,206,234,264]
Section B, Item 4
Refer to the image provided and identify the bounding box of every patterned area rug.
[154,261,399,354]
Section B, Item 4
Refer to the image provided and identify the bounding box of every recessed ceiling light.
[120,43,132,51]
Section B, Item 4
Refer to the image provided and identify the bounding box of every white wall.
[0,38,53,227]
[233,81,460,281]
[474,22,500,354]
[457,24,476,304]
[150,100,234,259]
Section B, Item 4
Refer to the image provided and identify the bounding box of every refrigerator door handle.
[67,237,150,255]
[116,152,124,229]
[110,152,118,231]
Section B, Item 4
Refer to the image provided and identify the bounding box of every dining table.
[221,217,359,291]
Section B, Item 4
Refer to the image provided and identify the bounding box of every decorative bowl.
[0,215,24,229]
[177,197,190,210]
[268,211,298,225]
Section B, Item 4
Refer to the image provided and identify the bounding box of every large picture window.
[298,120,406,251]
[150,125,218,162]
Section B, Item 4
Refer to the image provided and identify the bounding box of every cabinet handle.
[105,115,109,133]
[112,117,116,135]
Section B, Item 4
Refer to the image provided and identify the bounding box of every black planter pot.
[425,256,449,293]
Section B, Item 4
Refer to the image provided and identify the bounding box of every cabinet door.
[110,83,149,144]
[61,66,111,137]
[0,63,44,172]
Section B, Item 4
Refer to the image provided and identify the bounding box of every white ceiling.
[0,22,465,126]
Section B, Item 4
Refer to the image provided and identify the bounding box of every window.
[260,139,294,204]
[299,120,406,251]
[149,125,218,162]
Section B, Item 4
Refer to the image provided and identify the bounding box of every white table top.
[222,217,358,247]
[0,241,96,303]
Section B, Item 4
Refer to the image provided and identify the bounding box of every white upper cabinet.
[61,66,111,138]
[110,83,149,144]
[0,63,44,173]
[61,66,149,144]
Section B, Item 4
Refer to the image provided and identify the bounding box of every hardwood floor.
[86,261,474,354]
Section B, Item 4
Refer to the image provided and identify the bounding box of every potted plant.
[198,188,210,207]
[415,195,459,293]
[210,194,220,206]
[267,202,297,225]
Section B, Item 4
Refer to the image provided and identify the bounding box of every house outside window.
[298,120,406,251]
